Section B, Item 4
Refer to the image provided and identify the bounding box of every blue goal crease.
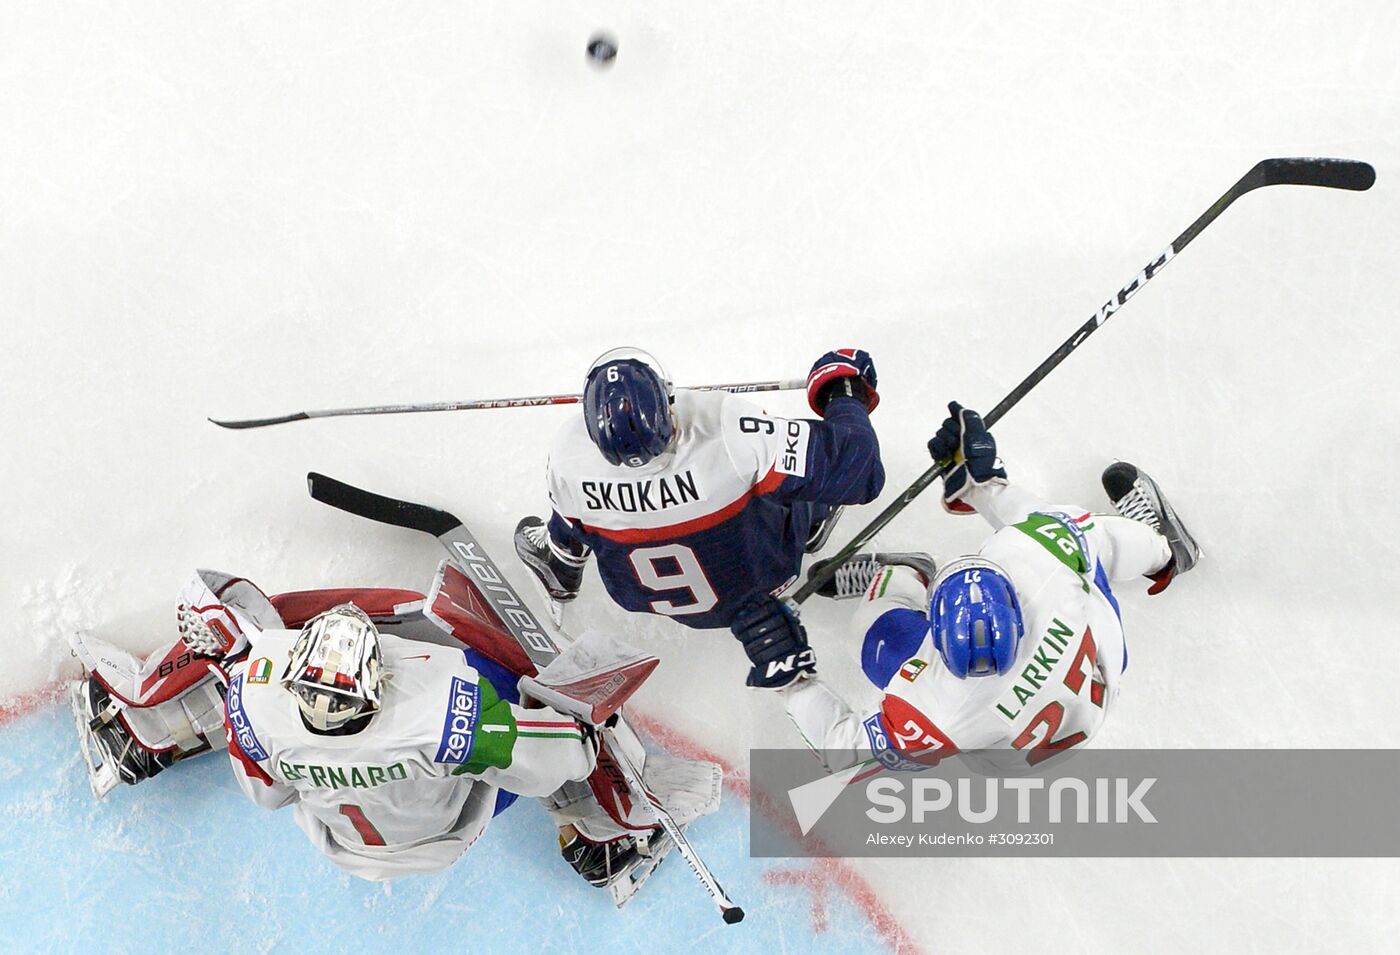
[0,706,895,955]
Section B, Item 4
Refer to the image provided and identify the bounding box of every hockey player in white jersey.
[73,561,721,893]
[225,603,604,881]
[69,568,455,798]
[515,346,885,639]
[730,402,1200,770]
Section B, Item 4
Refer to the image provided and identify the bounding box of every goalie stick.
[793,156,1376,605]
[210,378,804,430]
[306,472,746,924]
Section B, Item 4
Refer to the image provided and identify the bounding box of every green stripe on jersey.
[455,679,518,775]
[1013,513,1090,580]
[875,568,893,599]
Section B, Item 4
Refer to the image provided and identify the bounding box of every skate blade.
[70,681,120,799]
[607,827,679,908]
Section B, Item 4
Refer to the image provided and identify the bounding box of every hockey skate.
[558,748,721,907]
[804,505,845,554]
[70,677,181,798]
[807,552,938,600]
[514,516,586,626]
[605,826,682,907]
[560,825,678,906]
[1102,461,1201,594]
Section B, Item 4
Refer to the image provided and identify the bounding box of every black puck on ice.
[586,32,618,67]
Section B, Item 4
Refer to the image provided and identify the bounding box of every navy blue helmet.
[583,347,676,468]
[927,557,1024,678]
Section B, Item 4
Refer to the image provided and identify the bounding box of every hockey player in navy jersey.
[515,346,885,632]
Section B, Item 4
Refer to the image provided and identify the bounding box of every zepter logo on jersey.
[225,675,270,762]
[435,676,480,765]
[863,712,932,772]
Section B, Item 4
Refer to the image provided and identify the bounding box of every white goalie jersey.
[225,630,595,880]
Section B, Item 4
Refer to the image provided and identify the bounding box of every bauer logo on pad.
[435,676,480,765]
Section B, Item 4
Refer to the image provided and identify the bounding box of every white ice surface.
[3,2,1399,952]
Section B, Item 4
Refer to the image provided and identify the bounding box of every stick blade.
[208,413,310,430]
[1259,158,1375,191]
[307,472,462,537]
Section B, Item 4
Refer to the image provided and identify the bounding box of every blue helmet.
[928,558,1024,679]
[583,347,676,468]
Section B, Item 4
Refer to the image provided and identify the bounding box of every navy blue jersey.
[544,390,883,629]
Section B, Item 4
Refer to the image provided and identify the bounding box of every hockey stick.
[793,157,1375,605]
[211,378,805,430]
[306,472,745,924]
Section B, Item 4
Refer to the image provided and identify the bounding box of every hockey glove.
[807,349,879,416]
[176,602,241,659]
[927,401,1007,514]
[729,594,816,690]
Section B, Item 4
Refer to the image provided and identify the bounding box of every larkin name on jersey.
[876,511,1125,770]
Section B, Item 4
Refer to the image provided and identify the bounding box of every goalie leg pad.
[546,716,722,843]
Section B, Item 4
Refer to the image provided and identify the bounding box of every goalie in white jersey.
[730,402,1200,771]
[226,604,597,880]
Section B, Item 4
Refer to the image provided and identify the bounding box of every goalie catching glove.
[927,401,1007,513]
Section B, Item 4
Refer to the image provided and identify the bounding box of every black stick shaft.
[306,472,745,921]
[791,157,1373,605]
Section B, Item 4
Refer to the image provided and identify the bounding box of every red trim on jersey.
[879,694,959,764]
[579,467,787,544]
[223,710,275,787]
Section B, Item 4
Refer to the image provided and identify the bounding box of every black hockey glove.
[806,349,879,416]
[729,594,816,690]
[927,401,1007,513]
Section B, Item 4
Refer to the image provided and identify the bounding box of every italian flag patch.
[898,658,928,682]
[248,657,274,685]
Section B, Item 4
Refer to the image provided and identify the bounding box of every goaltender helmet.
[927,557,1024,679]
[281,604,386,731]
[583,346,676,468]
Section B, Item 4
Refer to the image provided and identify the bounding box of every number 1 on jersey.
[339,803,386,846]
[628,544,719,616]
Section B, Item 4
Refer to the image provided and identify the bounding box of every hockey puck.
[722,906,745,924]
[586,32,618,67]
